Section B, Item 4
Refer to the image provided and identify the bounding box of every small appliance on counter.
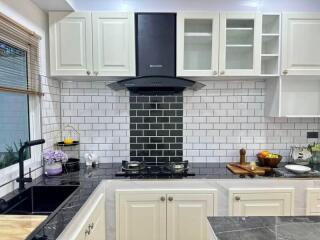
[115,160,195,178]
[290,146,312,165]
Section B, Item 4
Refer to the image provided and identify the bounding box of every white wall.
[67,0,320,11]
[0,0,60,197]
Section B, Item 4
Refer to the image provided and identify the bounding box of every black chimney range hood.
[108,13,205,93]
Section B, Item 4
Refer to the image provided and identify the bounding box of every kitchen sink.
[1,185,79,215]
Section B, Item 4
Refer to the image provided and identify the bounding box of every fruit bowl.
[257,154,282,168]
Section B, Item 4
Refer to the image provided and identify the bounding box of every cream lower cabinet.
[306,188,320,215]
[229,188,294,216]
[58,193,106,240]
[116,189,217,240]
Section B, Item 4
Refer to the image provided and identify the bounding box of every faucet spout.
[16,139,45,191]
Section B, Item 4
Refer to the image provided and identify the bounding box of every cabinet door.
[306,188,320,216]
[87,194,106,240]
[177,12,219,77]
[282,13,320,75]
[219,13,261,76]
[229,188,294,216]
[167,193,215,240]
[117,192,166,240]
[49,12,93,76]
[92,12,135,76]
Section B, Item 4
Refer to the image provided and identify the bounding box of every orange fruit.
[260,151,269,158]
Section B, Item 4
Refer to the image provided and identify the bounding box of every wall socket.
[307,132,319,139]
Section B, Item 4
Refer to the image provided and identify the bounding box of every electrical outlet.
[307,132,319,139]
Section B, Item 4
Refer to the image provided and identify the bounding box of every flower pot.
[45,162,63,176]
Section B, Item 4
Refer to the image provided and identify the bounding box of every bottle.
[240,149,246,165]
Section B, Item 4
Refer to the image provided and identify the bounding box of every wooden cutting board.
[0,215,47,240]
[227,163,271,176]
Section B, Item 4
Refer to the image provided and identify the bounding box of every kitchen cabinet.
[306,188,320,216]
[265,77,320,117]
[260,14,281,76]
[176,12,219,77]
[49,11,135,77]
[92,12,135,76]
[49,12,93,76]
[58,193,106,240]
[282,13,320,75]
[116,189,217,240]
[219,13,261,76]
[229,188,294,216]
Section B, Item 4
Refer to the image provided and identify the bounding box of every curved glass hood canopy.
[107,76,205,93]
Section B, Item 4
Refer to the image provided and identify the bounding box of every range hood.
[108,13,205,92]
[108,76,205,93]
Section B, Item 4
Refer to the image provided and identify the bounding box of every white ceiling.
[32,0,320,12]
[31,0,74,11]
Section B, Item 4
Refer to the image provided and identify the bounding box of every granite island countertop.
[2,162,320,240]
[208,216,320,240]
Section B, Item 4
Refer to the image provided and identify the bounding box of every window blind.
[0,13,42,96]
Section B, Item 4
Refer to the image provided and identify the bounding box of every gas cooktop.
[115,160,195,178]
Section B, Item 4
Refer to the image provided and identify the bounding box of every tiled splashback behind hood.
[60,80,320,163]
[129,92,183,163]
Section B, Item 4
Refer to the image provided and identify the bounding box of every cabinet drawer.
[306,188,320,215]
[229,188,294,216]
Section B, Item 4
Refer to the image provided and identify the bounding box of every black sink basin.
[1,185,78,215]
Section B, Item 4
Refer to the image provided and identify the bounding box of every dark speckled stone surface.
[2,162,319,240]
[208,216,320,240]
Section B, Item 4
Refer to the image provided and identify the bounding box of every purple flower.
[43,150,68,164]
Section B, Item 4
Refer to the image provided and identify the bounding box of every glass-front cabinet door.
[219,13,261,76]
[177,12,219,77]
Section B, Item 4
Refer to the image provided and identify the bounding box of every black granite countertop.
[1,162,320,240]
[208,216,320,240]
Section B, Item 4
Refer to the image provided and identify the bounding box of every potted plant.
[43,150,68,176]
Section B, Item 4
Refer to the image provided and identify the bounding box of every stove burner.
[116,160,195,178]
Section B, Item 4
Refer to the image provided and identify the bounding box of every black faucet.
[16,139,45,191]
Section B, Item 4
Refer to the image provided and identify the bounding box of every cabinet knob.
[85,229,91,236]
[89,223,94,229]
[160,196,166,201]
[235,196,241,201]
[86,70,91,75]
[283,70,288,75]
[213,71,218,75]
[168,196,173,202]
[94,71,98,76]
[220,70,225,75]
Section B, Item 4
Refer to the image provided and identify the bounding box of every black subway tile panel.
[130,92,184,162]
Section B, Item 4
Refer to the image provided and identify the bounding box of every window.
[0,13,41,171]
[0,41,31,169]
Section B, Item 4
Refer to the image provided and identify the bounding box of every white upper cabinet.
[219,13,261,76]
[282,13,320,75]
[49,12,93,76]
[92,12,135,76]
[49,11,135,77]
[176,12,219,77]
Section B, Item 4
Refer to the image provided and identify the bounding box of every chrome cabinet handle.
[160,196,166,201]
[283,70,288,75]
[168,196,173,202]
[94,71,98,76]
[235,196,241,201]
[213,70,218,75]
[220,70,225,75]
[89,223,94,229]
[149,64,163,68]
[85,229,90,236]
[86,70,91,75]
